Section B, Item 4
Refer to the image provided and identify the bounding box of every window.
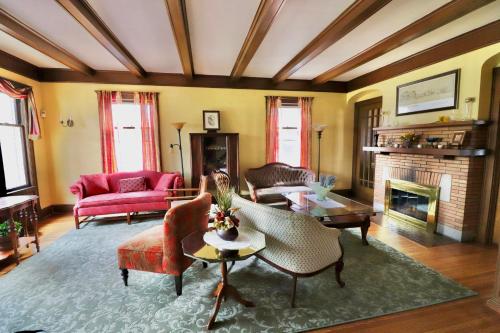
[111,102,143,172]
[0,92,29,192]
[277,106,301,166]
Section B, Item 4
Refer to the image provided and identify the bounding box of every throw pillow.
[154,173,177,192]
[81,174,109,196]
[119,177,147,193]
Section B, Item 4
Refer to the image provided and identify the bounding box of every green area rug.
[0,219,476,333]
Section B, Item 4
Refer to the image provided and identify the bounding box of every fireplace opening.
[384,179,439,232]
[390,189,429,222]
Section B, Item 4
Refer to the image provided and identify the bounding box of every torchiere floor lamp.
[170,122,186,179]
[314,124,327,181]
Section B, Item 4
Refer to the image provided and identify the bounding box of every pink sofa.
[70,170,183,229]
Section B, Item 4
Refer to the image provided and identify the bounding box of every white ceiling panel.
[0,30,67,68]
[244,0,355,78]
[336,1,500,81]
[87,0,183,73]
[0,0,125,70]
[186,0,261,75]
[290,0,452,80]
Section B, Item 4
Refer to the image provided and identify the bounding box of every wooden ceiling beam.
[0,50,40,81]
[230,0,286,80]
[0,8,94,76]
[272,0,391,83]
[314,0,495,84]
[164,0,193,79]
[347,20,500,91]
[56,0,146,78]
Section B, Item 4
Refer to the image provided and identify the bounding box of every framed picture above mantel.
[396,69,460,116]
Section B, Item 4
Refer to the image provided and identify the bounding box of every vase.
[217,227,239,241]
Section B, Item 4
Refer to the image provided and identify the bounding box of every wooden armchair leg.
[74,215,80,229]
[121,269,129,286]
[174,274,183,296]
[291,275,297,308]
[335,260,345,288]
[126,212,131,225]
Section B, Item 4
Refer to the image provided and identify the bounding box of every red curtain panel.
[96,90,117,173]
[137,92,161,172]
[299,97,313,169]
[265,96,281,164]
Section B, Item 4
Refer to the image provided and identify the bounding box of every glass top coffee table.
[182,227,265,330]
[284,191,379,245]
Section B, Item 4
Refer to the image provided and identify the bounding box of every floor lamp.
[170,122,186,179]
[314,124,327,181]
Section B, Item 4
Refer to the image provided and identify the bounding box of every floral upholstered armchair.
[117,192,211,296]
[232,194,344,307]
[244,163,315,203]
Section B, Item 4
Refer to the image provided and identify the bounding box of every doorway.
[352,97,382,203]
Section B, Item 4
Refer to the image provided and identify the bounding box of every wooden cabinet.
[190,133,239,191]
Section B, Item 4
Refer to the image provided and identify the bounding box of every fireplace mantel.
[372,120,489,132]
[363,146,488,158]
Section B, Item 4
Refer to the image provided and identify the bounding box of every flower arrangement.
[400,132,419,148]
[213,182,240,240]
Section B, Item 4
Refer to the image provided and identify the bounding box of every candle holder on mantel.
[170,122,185,179]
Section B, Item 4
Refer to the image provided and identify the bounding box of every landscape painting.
[396,70,459,116]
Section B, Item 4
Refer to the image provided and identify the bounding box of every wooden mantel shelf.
[363,146,488,158]
[373,120,489,132]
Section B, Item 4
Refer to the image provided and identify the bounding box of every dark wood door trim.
[272,0,391,83]
[352,97,382,201]
[313,0,494,84]
[484,67,500,244]
[0,8,94,76]
[230,0,286,80]
[56,0,146,78]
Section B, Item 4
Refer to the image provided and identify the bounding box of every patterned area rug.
[0,219,476,333]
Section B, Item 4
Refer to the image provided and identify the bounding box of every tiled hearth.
[369,120,489,242]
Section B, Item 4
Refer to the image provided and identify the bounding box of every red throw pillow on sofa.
[81,174,109,196]
[154,173,177,191]
[119,177,147,193]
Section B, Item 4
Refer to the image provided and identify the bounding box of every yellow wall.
[0,69,52,209]
[347,43,500,122]
[40,83,350,204]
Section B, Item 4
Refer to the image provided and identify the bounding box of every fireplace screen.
[390,189,429,222]
[384,179,439,232]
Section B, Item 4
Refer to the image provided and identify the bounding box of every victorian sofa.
[117,193,211,296]
[244,163,315,203]
[232,194,344,307]
[70,170,183,229]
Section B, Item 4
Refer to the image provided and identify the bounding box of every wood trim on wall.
[38,69,347,92]
[347,20,500,91]
[55,0,146,78]
[230,0,286,79]
[272,0,391,83]
[313,0,495,84]
[0,50,40,81]
[0,8,94,76]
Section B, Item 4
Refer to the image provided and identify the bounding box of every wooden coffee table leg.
[361,216,370,246]
[208,261,254,330]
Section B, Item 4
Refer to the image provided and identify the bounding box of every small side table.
[0,195,40,264]
[182,228,265,330]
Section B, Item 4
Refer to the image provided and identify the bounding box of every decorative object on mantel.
[203,110,220,132]
[426,137,443,148]
[308,175,336,201]
[169,122,185,178]
[451,131,466,147]
[396,69,459,116]
[380,110,391,127]
[438,115,450,122]
[463,97,475,120]
[386,137,395,148]
[213,183,240,241]
[400,132,419,148]
[314,124,327,180]
[374,133,380,147]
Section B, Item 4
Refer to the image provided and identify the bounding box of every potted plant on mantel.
[213,185,240,241]
[400,132,419,148]
[0,220,22,251]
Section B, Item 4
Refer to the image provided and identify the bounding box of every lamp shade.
[171,122,186,130]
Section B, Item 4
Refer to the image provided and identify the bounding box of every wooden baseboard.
[332,188,354,197]
[39,204,74,221]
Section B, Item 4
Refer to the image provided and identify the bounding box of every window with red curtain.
[97,91,161,173]
[266,96,312,168]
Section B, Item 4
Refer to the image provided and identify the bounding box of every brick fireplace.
[366,120,489,241]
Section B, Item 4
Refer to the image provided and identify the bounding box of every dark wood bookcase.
[190,133,239,192]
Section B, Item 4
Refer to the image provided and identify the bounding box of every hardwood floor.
[1,213,499,331]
